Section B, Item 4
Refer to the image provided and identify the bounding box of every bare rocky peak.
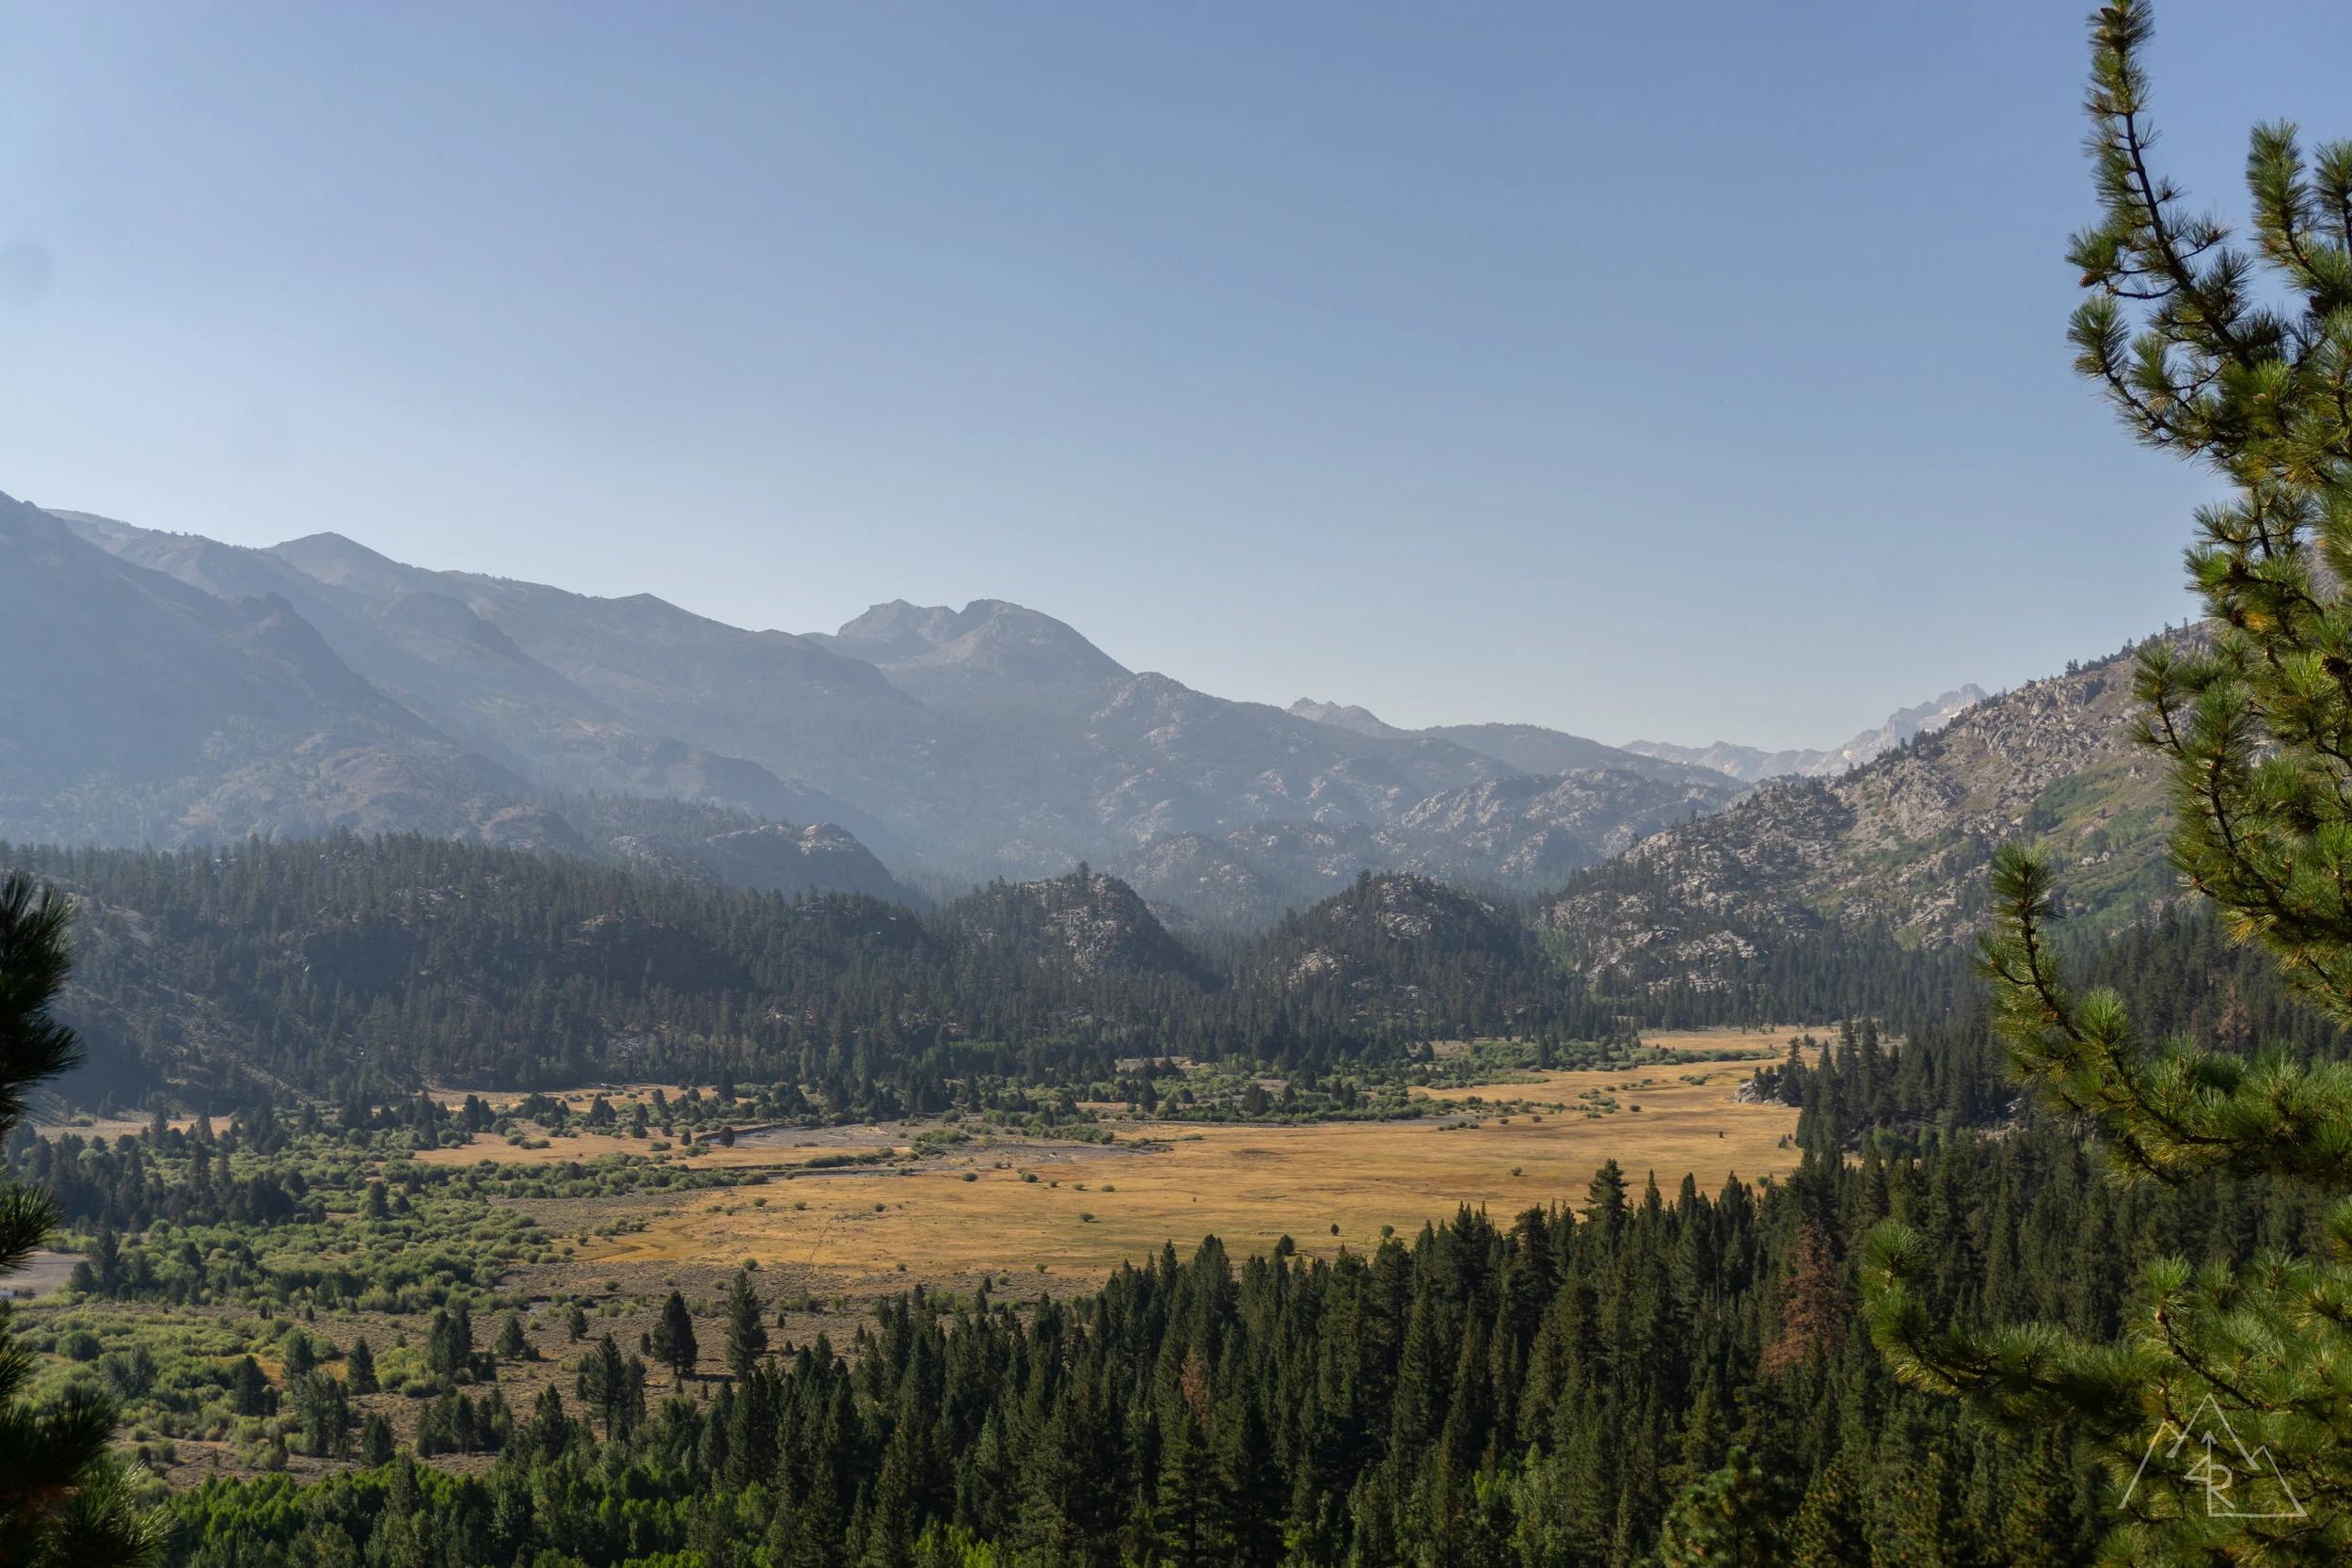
[1287,699,1407,738]
[818,598,1129,698]
[1825,686,1991,772]
[829,598,985,661]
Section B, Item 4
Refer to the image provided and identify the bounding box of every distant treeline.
[3,834,1632,1102]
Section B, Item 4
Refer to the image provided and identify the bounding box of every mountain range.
[0,469,2221,1096]
[5,484,2012,927]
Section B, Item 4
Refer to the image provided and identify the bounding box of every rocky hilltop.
[950,867,1207,981]
[1232,871,1578,1037]
[1545,638,2187,994]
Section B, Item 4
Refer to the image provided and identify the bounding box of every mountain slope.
[8,499,905,900]
[1543,640,2183,994]
[254,530,1538,877]
[1233,872,1598,1045]
[0,491,527,845]
[62,511,895,847]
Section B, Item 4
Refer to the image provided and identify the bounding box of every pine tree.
[525,1385,571,1457]
[1651,1445,1789,1567]
[230,1355,272,1417]
[1154,1382,1215,1568]
[578,1333,628,1439]
[360,1411,396,1466]
[346,1336,379,1395]
[1761,1223,1847,1375]
[426,1303,473,1377]
[0,872,165,1565]
[1864,7,2352,1561]
[1783,1451,1866,1568]
[652,1290,699,1385]
[725,1271,768,1377]
[1213,1396,1283,1568]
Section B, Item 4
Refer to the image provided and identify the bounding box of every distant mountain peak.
[1624,684,1990,784]
[815,596,1128,703]
[268,531,437,600]
[1288,699,1406,738]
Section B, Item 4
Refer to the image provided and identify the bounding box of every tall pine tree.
[1866,5,2352,1561]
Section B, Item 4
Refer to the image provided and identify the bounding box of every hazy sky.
[2,3,2342,750]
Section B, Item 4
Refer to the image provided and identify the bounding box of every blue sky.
[2,2,2343,748]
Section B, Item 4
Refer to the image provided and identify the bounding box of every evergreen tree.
[578,1333,628,1439]
[724,1271,768,1378]
[426,1301,473,1377]
[359,1411,396,1467]
[346,1336,379,1395]
[0,872,164,1565]
[230,1356,272,1418]
[652,1290,699,1385]
[1651,1446,1788,1568]
[1865,7,2352,1561]
[1783,1452,1867,1568]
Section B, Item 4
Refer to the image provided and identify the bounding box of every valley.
[415,1066,1798,1292]
[0,549,2279,1567]
[12,1053,1803,1489]
[13,7,2349,1561]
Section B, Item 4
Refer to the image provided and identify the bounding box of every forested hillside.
[3,836,1612,1108]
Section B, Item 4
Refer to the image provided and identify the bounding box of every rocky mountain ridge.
[42,496,1742,919]
[1544,640,2185,995]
